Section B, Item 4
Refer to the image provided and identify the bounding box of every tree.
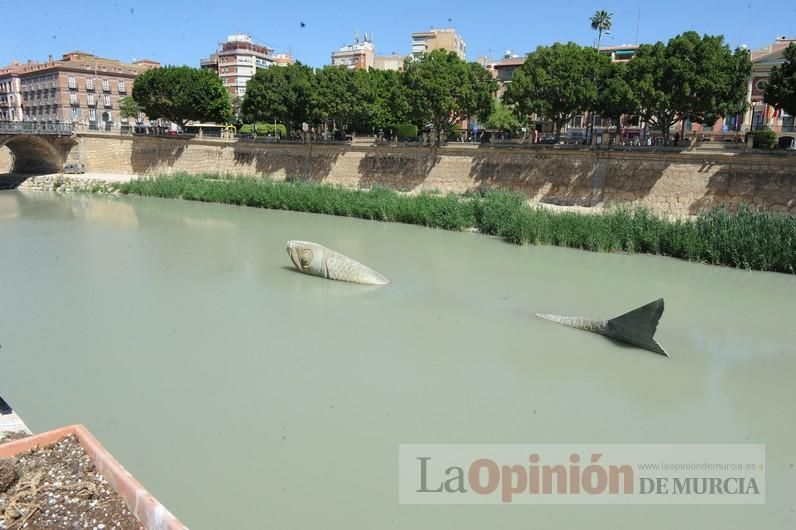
[590,10,613,49]
[504,43,608,141]
[403,50,497,144]
[764,43,796,117]
[312,66,367,132]
[368,69,410,132]
[230,95,243,126]
[596,62,638,135]
[626,32,751,144]
[132,66,231,128]
[119,96,142,123]
[485,100,523,133]
[241,63,315,133]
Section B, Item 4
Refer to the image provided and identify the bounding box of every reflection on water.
[0,190,794,530]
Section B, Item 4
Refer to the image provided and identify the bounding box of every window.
[118,81,125,92]
[102,79,110,91]
[68,76,76,89]
[783,113,794,132]
[70,107,81,120]
[755,80,766,91]
[87,94,95,106]
[103,94,111,106]
[89,108,96,121]
[86,78,94,90]
[70,93,78,105]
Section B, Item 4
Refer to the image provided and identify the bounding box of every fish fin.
[606,299,669,357]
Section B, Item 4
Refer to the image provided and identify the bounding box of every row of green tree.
[240,51,496,143]
[127,51,496,144]
[506,31,757,143]
[128,32,796,145]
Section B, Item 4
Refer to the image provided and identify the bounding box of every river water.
[0,191,794,529]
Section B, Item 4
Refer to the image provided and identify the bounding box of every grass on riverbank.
[116,173,796,273]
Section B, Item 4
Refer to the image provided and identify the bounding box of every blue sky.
[1,0,794,68]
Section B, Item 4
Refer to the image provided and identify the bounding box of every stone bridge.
[0,122,78,173]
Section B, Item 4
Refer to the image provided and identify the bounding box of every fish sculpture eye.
[299,249,313,269]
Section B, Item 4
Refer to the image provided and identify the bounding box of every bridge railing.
[0,121,74,135]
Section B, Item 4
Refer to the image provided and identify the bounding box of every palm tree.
[590,10,613,50]
[588,10,612,145]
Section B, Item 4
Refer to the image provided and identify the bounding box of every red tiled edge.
[0,424,188,530]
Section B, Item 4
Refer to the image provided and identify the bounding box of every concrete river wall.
[73,134,796,216]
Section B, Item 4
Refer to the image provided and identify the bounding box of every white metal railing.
[0,121,74,134]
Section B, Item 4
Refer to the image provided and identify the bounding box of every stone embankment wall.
[74,134,796,216]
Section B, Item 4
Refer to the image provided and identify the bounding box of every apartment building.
[0,64,23,121]
[373,54,404,71]
[598,44,639,63]
[411,28,466,59]
[201,34,290,97]
[331,34,375,70]
[491,52,524,96]
[0,51,158,129]
[271,53,294,67]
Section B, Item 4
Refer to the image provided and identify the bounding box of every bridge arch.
[0,134,70,174]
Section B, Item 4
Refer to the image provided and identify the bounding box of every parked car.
[63,162,85,174]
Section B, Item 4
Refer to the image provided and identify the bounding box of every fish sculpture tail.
[536,299,668,357]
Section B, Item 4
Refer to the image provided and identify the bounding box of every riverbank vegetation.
[116,174,795,273]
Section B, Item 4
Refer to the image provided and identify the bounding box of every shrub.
[749,129,777,149]
[240,123,287,136]
[394,124,418,140]
[116,174,796,274]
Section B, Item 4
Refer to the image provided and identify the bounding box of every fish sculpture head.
[286,240,326,277]
[286,240,390,285]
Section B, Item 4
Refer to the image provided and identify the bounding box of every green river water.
[0,190,794,529]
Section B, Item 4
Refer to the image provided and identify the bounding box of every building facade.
[491,52,524,96]
[373,53,403,71]
[598,44,639,63]
[201,34,290,98]
[0,52,158,129]
[411,28,466,59]
[0,64,23,121]
[331,34,375,70]
[745,36,795,133]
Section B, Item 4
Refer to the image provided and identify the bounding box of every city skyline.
[1,0,794,69]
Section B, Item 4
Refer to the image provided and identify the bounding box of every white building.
[200,34,276,98]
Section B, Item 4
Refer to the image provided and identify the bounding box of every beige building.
[745,36,795,133]
[271,53,294,67]
[1,51,158,129]
[411,28,466,59]
[331,34,375,70]
[373,53,404,71]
